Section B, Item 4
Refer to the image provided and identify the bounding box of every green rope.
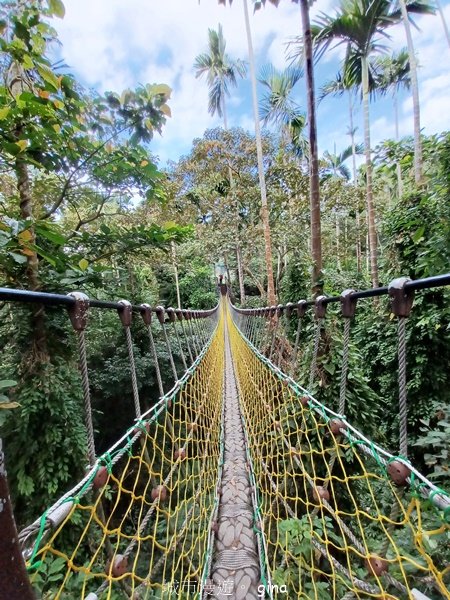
[26,511,49,572]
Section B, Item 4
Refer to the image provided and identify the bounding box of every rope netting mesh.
[23,315,224,599]
[227,306,450,600]
[16,299,450,599]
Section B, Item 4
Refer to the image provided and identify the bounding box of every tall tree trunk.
[344,216,348,265]
[361,56,379,288]
[16,158,48,359]
[348,91,362,273]
[300,0,322,293]
[222,95,228,131]
[276,248,282,294]
[243,0,276,305]
[398,0,422,184]
[436,0,450,49]
[223,251,232,287]
[171,242,181,310]
[366,232,370,275]
[386,183,392,210]
[244,266,265,298]
[284,241,288,265]
[335,213,341,270]
[223,98,246,305]
[235,245,245,304]
[394,93,403,199]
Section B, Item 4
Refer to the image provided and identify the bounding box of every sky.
[53,0,450,168]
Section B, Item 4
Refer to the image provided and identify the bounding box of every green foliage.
[2,358,86,524]
[178,259,217,309]
[381,134,450,278]
[0,0,448,585]
[366,133,450,463]
[86,314,182,453]
[279,257,311,304]
[273,516,346,598]
[32,554,126,599]
[0,0,190,530]
[414,403,450,483]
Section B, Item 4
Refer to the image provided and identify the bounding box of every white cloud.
[316,2,450,155]
[237,113,255,133]
[389,4,450,141]
[54,0,450,164]
[55,0,338,161]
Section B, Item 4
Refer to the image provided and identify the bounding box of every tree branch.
[74,198,109,231]
[66,195,114,238]
[244,265,265,298]
[40,120,138,220]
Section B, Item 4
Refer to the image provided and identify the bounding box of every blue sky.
[54,0,450,168]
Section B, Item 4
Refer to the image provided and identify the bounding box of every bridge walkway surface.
[208,316,261,600]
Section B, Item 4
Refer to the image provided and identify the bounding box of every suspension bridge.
[0,275,449,599]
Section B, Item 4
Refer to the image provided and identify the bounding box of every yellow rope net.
[22,303,450,599]
[227,306,450,600]
[26,315,224,599]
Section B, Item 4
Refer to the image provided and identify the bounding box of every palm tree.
[259,65,303,128]
[216,0,277,304]
[194,24,246,128]
[396,0,435,185]
[375,49,410,197]
[321,144,363,181]
[321,71,366,272]
[306,0,432,288]
[320,68,361,183]
[321,143,363,270]
[436,0,450,48]
[253,0,323,292]
[299,0,322,292]
[258,64,307,293]
[323,48,410,199]
[243,0,278,304]
[194,25,248,303]
[258,64,307,156]
[375,50,410,138]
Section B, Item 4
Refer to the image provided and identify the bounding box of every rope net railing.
[1,289,224,600]
[23,325,223,599]
[227,286,450,599]
[2,275,449,599]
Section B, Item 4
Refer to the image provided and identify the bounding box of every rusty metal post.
[0,439,35,599]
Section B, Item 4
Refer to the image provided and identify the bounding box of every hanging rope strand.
[119,300,141,419]
[186,311,200,357]
[168,308,188,371]
[156,305,178,382]
[77,330,96,465]
[68,292,96,467]
[140,304,165,398]
[249,314,257,346]
[308,317,322,391]
[268,309,280,362]
[177,310,194,364]
[398,317,408,456]
[289,301,306,379]
[388,278,414,457]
